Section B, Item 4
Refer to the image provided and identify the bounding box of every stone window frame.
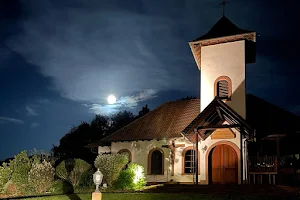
[182,146,200,175]
[118,149,132,162]
[148,148,164,175]
[214,76,232,101]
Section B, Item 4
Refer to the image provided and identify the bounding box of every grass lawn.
[20,193,279,200]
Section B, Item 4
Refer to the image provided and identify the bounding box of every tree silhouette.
[90,115,111,141]
[110,110,135,132]
[180,96,197,100]
[137,104,150,119]
[51,111,137,164]
[51,122,95,164]
[50,104,153,166]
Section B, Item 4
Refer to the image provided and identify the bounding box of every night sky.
[0,0,299,160]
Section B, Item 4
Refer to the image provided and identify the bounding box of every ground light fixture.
[92,169,103,200]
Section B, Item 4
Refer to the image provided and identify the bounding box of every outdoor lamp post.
[92,169,103,200]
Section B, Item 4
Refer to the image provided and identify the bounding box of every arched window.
[214,76,232,100]
[182,147,200,174]
[148,148,164,175]
[118,149,132,162]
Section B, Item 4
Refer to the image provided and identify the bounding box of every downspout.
[240,126,243,184]
[193,142,195,184]
[195,130,199,185]
[244,139,248,184]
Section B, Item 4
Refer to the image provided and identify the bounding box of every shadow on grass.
[64,158,81,200]
[65,194,82,200]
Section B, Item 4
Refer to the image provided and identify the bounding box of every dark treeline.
[50,105,150,165]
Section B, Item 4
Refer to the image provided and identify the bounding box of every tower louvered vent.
[217,80,229,99]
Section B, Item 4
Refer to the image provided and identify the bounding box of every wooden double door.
[209,144,238,184]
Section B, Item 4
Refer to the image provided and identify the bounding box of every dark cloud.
[7,0,201,114]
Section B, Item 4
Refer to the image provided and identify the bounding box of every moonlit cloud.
[37,98,50,104]
[26,105,38,116]
[31,122,40,128]
[0,116,24,124]
[7,0,199,112]
[85,89,157,115]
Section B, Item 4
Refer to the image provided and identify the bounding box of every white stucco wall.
[98,146,111,154]
[97,128,248,184]
[110,138,201,183]
[111,139,170,183]
[200,40,246,119]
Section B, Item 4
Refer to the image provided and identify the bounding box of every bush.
[113,162,146,190]
[78,169,94,187]
[56,158,91,188]
[0,151,51,197]
[3,181,17,197]
[50,179,74,194]
[8,151,33,195]
[94,153,128,186]
[0,162,11,194]
[28,160,55,194]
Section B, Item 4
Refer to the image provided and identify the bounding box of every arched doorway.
[209,144,238,184]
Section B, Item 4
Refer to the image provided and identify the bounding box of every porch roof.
[181,97,254,142]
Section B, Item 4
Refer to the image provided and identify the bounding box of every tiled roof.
[101,99,200,142]
[191,16,253,42]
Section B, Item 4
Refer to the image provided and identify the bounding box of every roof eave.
[189,31,256,45]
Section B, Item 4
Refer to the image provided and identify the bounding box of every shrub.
[56,158,91,188]
[0,162,11,194]
[50,179,74,194]
[3,180,18,197]
[0,151,47,197]
[28,160,55,194]
[113,162,146,190]
[78,169,94,187]
[8,151,33,195]
[94,153,128,186]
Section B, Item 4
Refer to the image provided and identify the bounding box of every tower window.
[217,80,229,99]
[214,76,232,100]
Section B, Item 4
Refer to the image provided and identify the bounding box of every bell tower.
[189,16,256,119]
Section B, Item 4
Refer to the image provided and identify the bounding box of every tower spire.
[219,0,229,17]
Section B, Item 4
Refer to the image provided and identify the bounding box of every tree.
[137,104,150,119]
[180,96,197,100]
[110,111,135,132]
[51,122,95,164]
[90,115,111,142]
[51,110,138,164]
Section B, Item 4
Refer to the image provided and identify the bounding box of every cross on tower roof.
[219,0,229,17]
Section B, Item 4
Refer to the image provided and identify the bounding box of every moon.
[107,95,116,104]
